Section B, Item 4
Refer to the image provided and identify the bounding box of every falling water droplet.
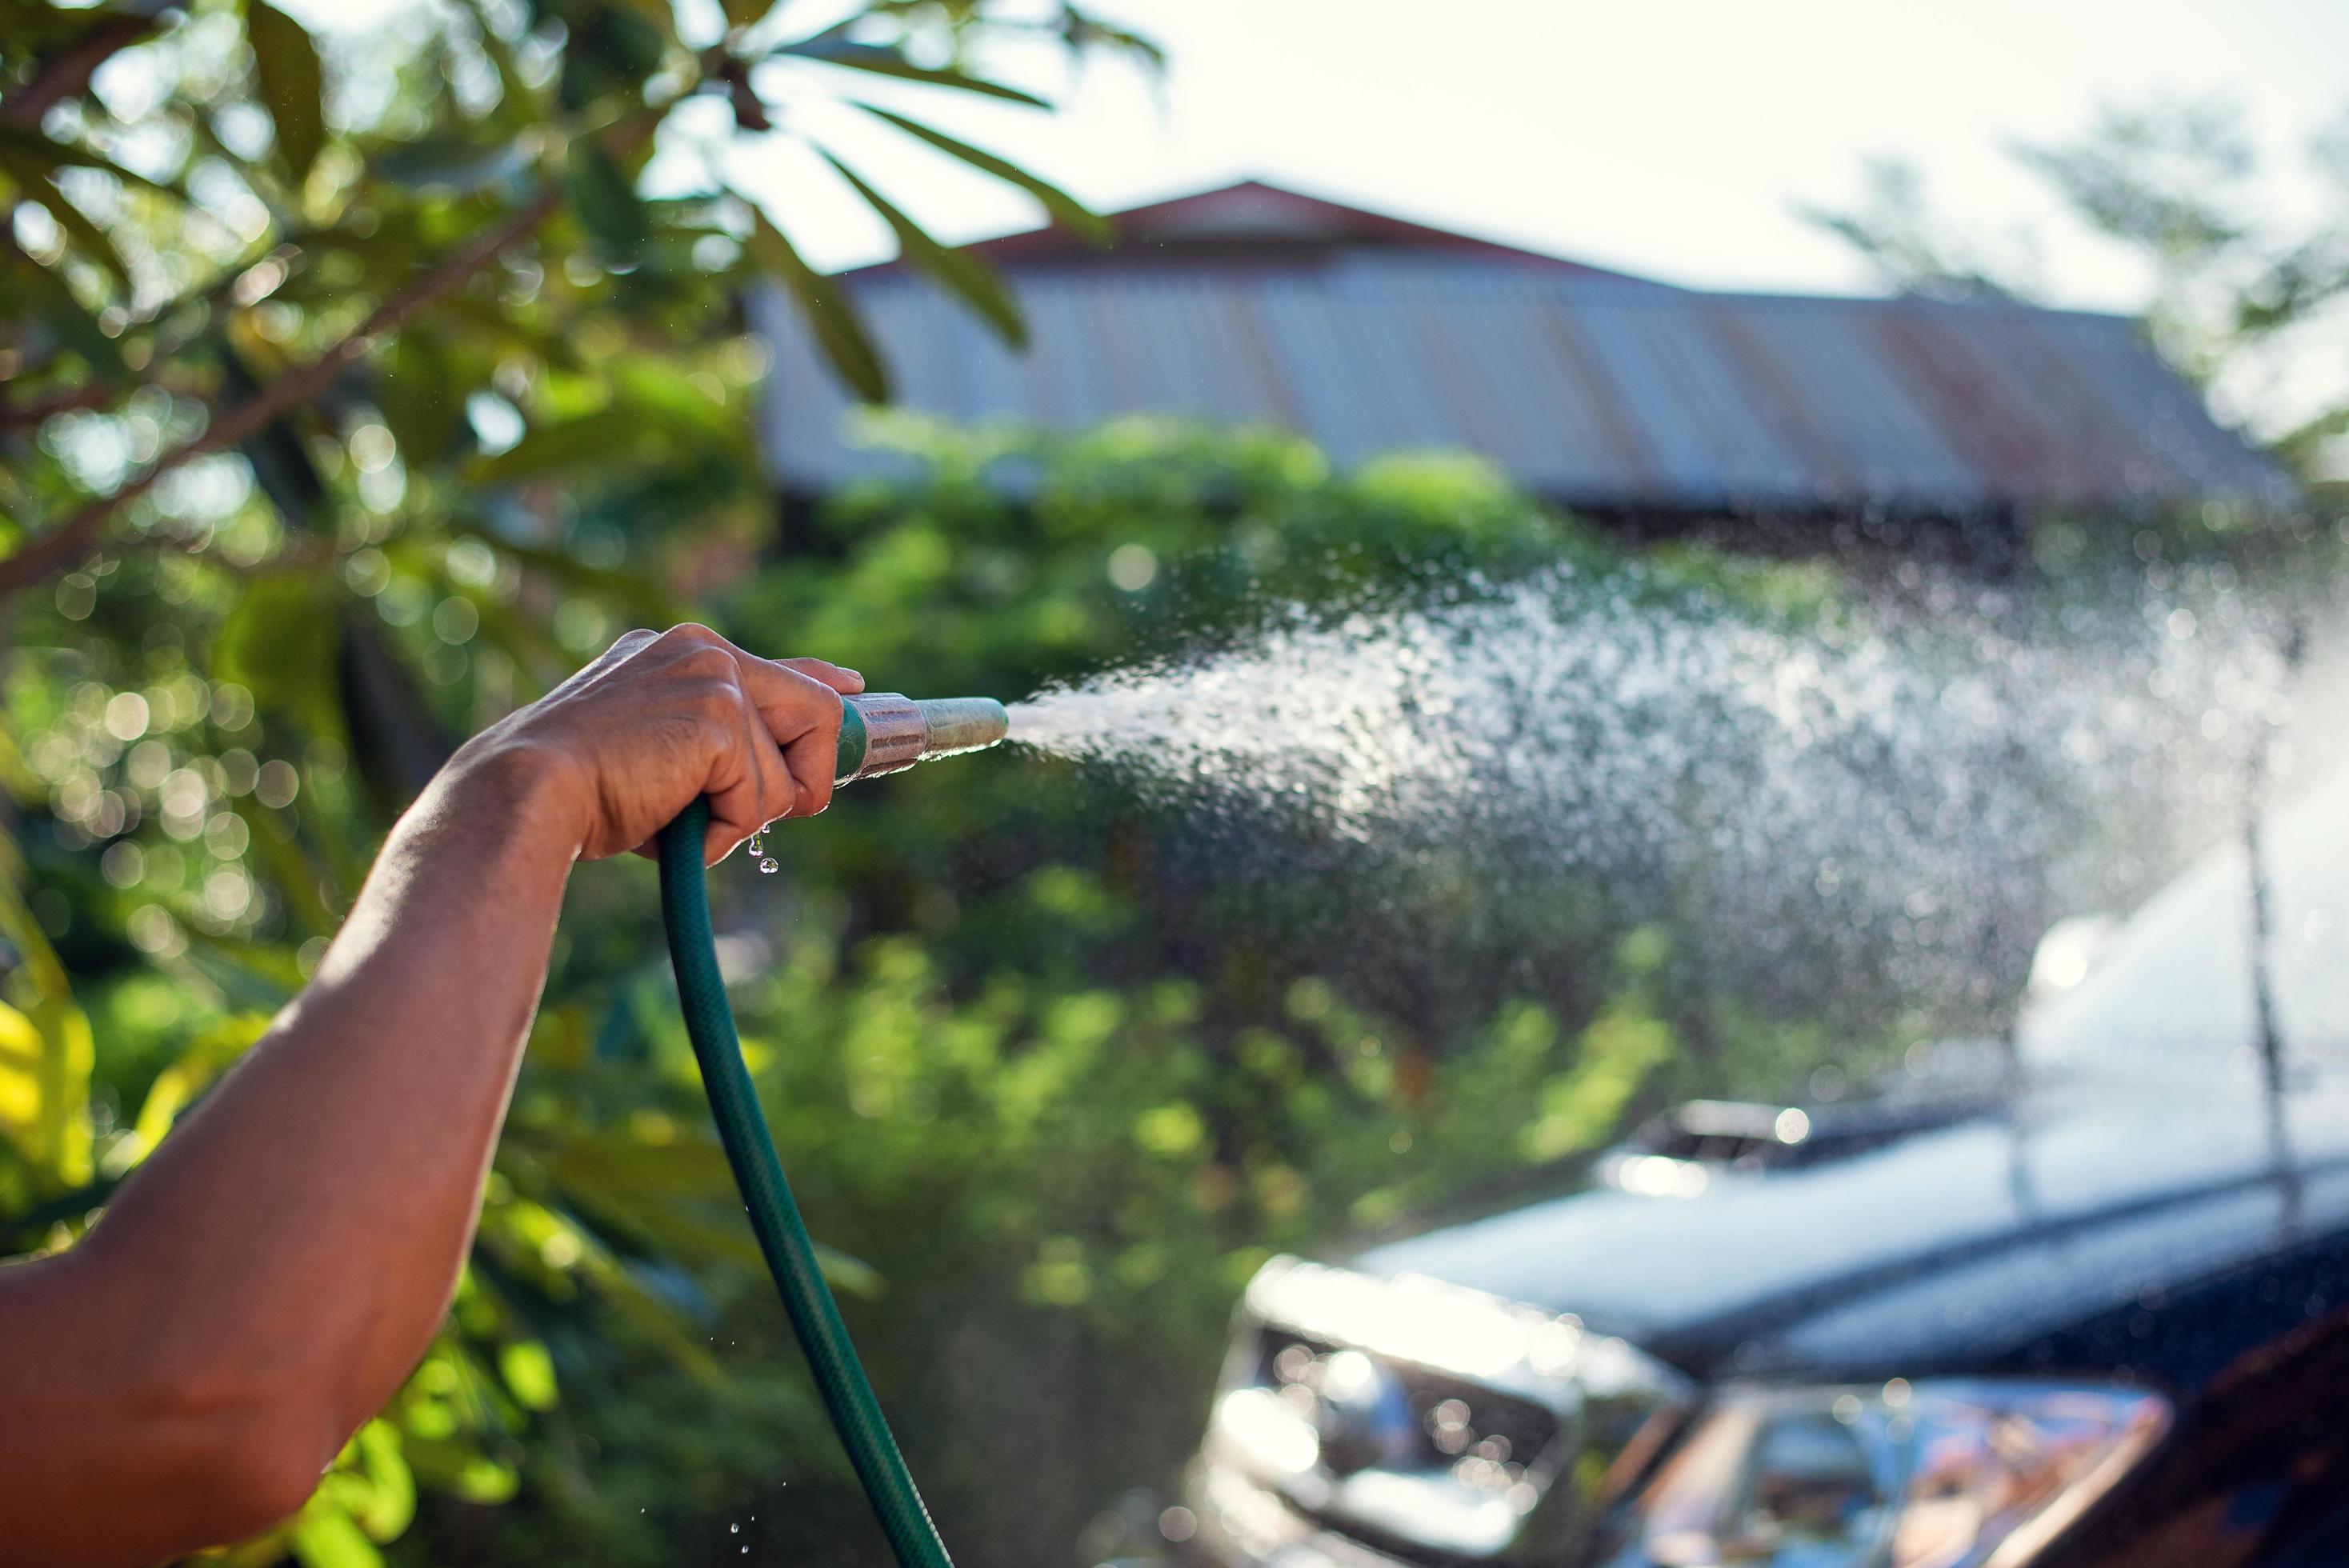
[745,830,763,860]
[759,857,778,874]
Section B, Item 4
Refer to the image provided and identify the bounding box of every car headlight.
[1615,1378,2169,1567]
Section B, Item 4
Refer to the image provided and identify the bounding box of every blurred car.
[1170,762,2349,1567]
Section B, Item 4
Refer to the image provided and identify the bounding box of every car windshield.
[2024,760,2349,1075]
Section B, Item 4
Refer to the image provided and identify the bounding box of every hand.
[454,624,864,866]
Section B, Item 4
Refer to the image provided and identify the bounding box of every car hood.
[1351,1072,2349,1383]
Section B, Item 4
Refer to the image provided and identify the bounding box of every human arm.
[0,625,857,1566]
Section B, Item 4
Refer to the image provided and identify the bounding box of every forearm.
[33,742,579,1554]
[0,627,853,1566]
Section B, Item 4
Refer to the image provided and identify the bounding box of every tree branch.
[0,382,122,430]
[0,184,561,596]
[1,14,159,130]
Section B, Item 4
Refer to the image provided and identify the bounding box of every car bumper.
[1178,1460,1419,1568]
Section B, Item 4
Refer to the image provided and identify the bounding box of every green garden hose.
[654,694,1007,1568]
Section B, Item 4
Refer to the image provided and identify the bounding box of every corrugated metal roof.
[750,257,2298,518]
[923,178,1640,278]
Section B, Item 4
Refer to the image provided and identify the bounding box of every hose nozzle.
[836,693,1010,786]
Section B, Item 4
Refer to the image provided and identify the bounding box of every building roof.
[754,182,2297,519]
[853,178,1644,280]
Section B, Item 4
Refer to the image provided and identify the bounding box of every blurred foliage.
[0,344,1860,1568]
[0,360,1862,1561]
[0,3,1897,1565]
[1804,94,2349,490]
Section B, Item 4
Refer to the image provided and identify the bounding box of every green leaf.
[611,357,734,434]
[1056,7,1170,75]
[0,6,162,56]
[773,38,1050,107]
[446,515,675,620]
[374,332,466,467]
[454,0,539,125]
[0,998,92,1191]
[819,152,1026,348]
[246,0,328,186]
[126,1015,273,1157]
[323,1420,416,1541]
[552,1232,727,1382]
[0,245,122,370]
[565,143,646,264]
[0,124,178,198]
[18,179,131,290]
[560,1,670,111]
[602,0,683,44]
[466,406,664,486]
[857,105,1109,243]
[289,1501,384,1568]
[214,571,346,738]
[434,294,582,370]
[370,133,530,197]
[498,1340,560,1411]
[814,1240,886,1300]
[743,205,890,402]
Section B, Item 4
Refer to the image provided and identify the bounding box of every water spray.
[660,689,1009,1568]
[643,564,2308,1565]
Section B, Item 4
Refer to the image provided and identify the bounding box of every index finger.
[730,657,846,818]
[779,657,864,695]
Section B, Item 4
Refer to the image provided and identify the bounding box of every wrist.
[422,736,594,871]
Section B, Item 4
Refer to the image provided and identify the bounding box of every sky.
[713,0,2349,310]
[287,0,2349,309]
[286,0,2347,439]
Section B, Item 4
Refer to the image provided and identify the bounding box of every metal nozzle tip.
[914,696,1010,759]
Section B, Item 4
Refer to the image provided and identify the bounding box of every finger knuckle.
[692,689,741,730]
[675,644,739,683]
[660,622,725,649]
[779,663,843,706]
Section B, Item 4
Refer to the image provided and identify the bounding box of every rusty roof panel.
[1735,300,1984,508]
[750,261,2298,518]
